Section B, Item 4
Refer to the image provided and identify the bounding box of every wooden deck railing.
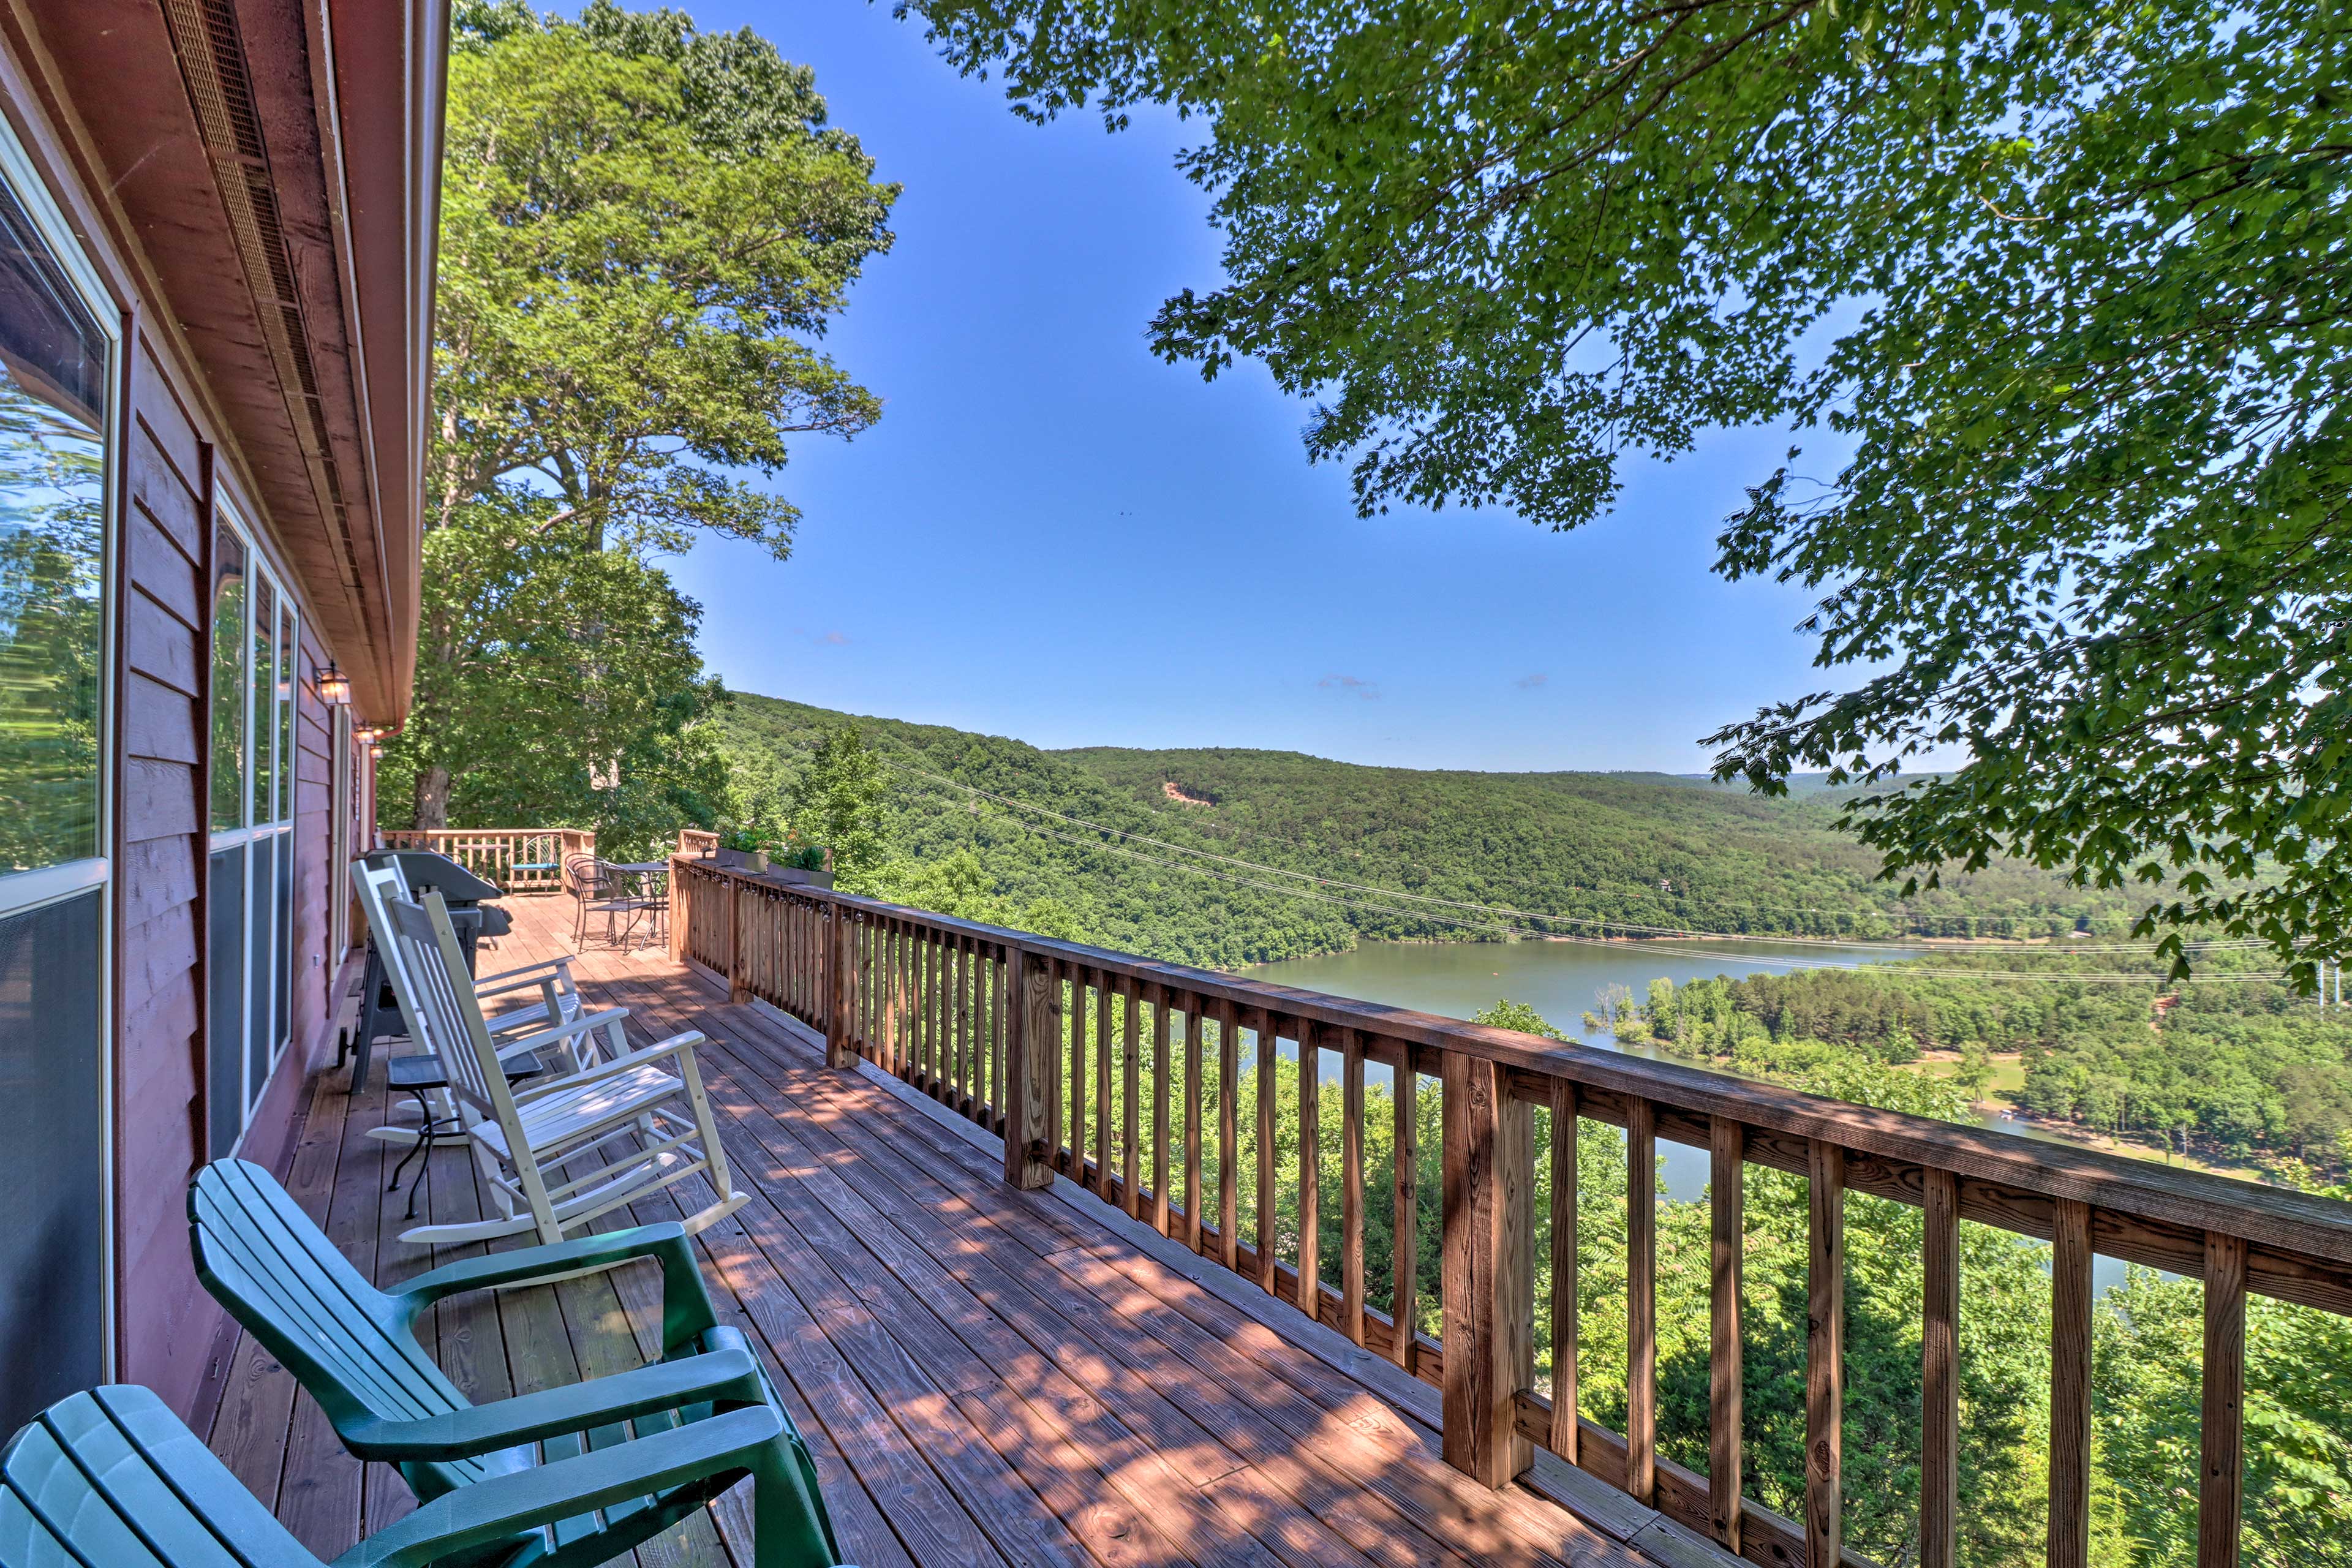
[665,843,2352,1568]
[380,827,594,894]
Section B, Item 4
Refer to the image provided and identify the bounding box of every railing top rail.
[387,827,589,836]
[666,856,2352,1272]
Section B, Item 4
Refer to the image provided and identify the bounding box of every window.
[0,170,108,881]
[0,116,115,1433]
[209,526,243,829]
[207,505,301,1152]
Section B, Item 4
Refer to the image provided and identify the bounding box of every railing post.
[727,872,748,1005]
[823,897,851,1069]
[1001,945,1057,1189]
[1440,1050,1532,1487]
[666,857,687,964]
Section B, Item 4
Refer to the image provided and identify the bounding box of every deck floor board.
[206,891,1681,1568]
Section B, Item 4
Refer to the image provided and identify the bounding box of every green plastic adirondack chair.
[0,1384,801,1568]
[187,1159,841,1568]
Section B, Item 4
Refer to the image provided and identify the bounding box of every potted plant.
[714,827,767,875]
[771,839,834,889]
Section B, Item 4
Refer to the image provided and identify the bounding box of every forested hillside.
[714,693,2132,968]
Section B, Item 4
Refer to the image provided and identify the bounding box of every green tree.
[395,1,897,828]
[376,500,730,858]
[897,0,2352,985]
[789,725,895,878]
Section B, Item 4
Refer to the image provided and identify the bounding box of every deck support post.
[1440,1051,1532,1487]
[727,872,749,1005]
[666,857,685,964]
[1002,946,1057,1190]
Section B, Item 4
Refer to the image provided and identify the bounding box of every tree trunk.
[414,765,451,829]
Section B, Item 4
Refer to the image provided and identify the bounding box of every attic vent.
[159,0,364,607]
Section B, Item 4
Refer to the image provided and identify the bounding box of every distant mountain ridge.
[714,693,2122,969]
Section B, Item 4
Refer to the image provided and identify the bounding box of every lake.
[1251,935,2141,1294]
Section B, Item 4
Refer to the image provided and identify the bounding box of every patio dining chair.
[187,1159,839,1568]
[2,1382,832,1568]
[381,886,747,1246]
[565,854,642,949]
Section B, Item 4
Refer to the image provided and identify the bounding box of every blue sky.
[662,0,1841,774]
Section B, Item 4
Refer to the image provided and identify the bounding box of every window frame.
[208,498,301,1139]
[0,113,119,924]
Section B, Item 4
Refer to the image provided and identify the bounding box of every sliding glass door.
[207,509,297,1156]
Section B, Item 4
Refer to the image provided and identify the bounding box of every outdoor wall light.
[316,658,352,706]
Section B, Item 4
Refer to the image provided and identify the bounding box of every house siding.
[0,29,380,1420]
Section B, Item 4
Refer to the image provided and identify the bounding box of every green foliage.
[376,500,730,858]
[0,382,102,871]
[437,0,896,554]
[716,693,2134,968]
[897,0,2352,986]
[1471,998,1567,1042]
[394,4,894,842]
[787,725,894,878]
[1621,957,2352,1174]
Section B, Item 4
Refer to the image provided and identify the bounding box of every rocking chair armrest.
[475,955,576,996]
[347,1347,768,1462]
[495,1005,633,1060]
[513,1030,706,1097]
[390,1222,720,1346]
[330,1406,788,1568]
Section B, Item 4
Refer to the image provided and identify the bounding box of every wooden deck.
[204,892,1719,1568]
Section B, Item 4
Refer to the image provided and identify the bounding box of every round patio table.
[606,861,670,947]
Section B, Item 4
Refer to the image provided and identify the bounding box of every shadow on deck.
[205,894,1717,1568]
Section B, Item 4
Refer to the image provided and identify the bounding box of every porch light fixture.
[316,658,351,706]
[368,740,384,761]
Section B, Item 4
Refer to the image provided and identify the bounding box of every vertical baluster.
[1257,1012,1278,1293]
[1549,1080,1578,1458]
[1044,959,1063,1157]
[864,919,880,1065]
[1626,1096,1657,1504]
[1709,1116,1744,1550]
[906,925,922,1081]
[1122,974,1142,1218]
[1152,984,1171,1235]
[1341,1031,1366,1347]
[1298,1025,1322,1319]
[898,921,912,1079]
[1219,997,1240,1269]
[949,937,963,1100]
[1807,1140,1845,1568]
[1922,1167,1958,1568]
[1066,967,1087,1180]
[904,922,919,1083]
[929,933,946,1093]
[1184,995,1204,1253]
[923,932,937,1082]
[2199,1230,2247,1568]
[987,944,1006,1128]
[1392,1053,1419,1371]
[2049,1197,2094,1568]
[1096,971,1113,1195]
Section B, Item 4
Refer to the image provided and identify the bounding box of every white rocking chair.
[383,886,748,1247]
[351,858,590,1158]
